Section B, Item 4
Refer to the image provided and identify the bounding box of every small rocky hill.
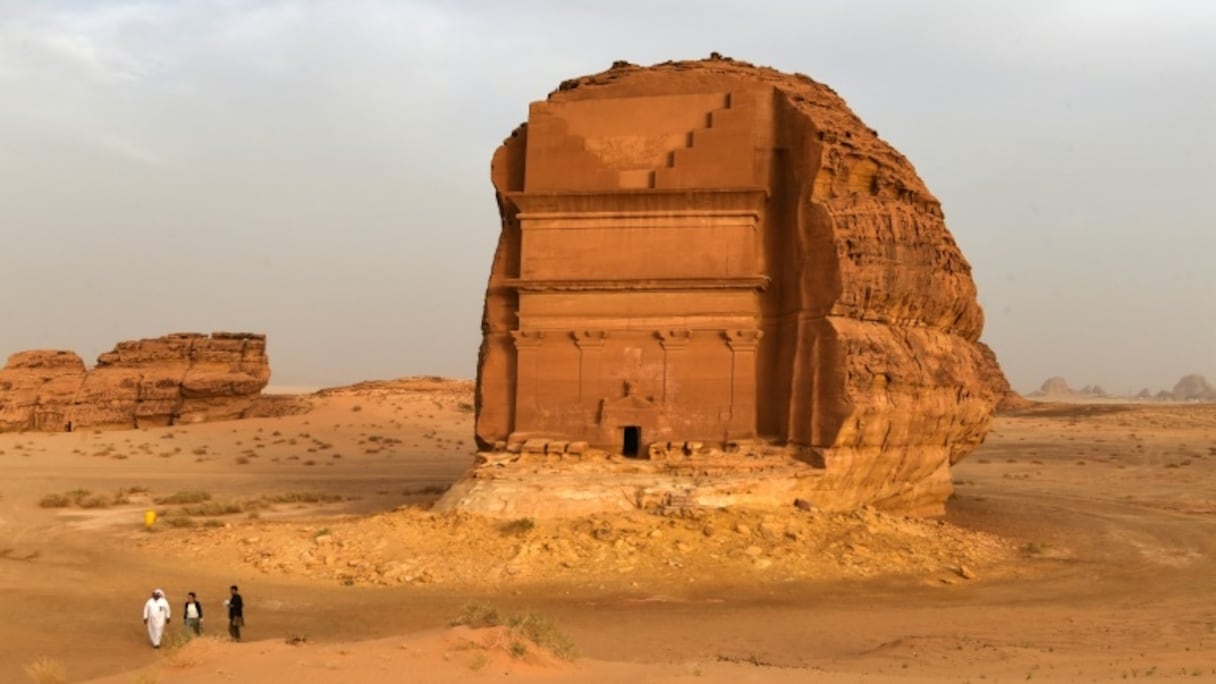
[0,332,270,432]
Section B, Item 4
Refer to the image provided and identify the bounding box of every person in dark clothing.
[183,591,203,636]
[225,585,244,641]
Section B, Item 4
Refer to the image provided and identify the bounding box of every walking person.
[224,585,244,641]
[142,589,171,648]
[183,592,203,637]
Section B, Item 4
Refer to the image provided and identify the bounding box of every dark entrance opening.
[622,426,641,458]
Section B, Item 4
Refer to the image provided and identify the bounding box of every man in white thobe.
[143,589,171,648]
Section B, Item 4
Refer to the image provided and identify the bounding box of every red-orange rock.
[0,332,270,432]
[473,57,1008,515]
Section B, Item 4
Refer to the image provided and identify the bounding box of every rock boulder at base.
[0,332,270,432]
[464,57,1009,517]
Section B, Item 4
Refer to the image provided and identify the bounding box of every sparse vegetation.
[38,493,72,508]
[154,491,211,505]
[1023,541,1051,555]
[500,518,536,536]
[23,656,66,684]
[451,602,577,661]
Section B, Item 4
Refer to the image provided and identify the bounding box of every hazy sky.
[1,1,1212,394]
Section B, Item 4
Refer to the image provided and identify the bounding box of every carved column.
[657,329,692,403]
[724,329,763,439]
[572,330,607,408]
[510,330,544,432]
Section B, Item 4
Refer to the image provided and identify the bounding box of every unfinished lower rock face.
[0,332,270,432]
[460,56,1010,518]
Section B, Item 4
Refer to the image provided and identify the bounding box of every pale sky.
[1,0,1212,394]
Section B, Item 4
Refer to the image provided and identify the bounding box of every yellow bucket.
[144,510,157,528]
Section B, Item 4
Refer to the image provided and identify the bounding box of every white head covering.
[153,588,164,597]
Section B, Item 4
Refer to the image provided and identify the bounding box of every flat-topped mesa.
[471,57,1009,516]
[0,332,270,432]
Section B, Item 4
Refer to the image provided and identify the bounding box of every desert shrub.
[1024,541,1051,555]
[65,489,92,505]
[178,501,243,517]
[77,494,110,509]
[155,491,211,505]
[451,601,503,628]
[23,656,67,684]
[508,610,577,661]
[500,518,535,536]
[38,493,71,508]
[160,515,196,528]
[254,492,345,507]
[451,604,577,661]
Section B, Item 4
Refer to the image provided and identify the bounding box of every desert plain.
[1,378,1214,683]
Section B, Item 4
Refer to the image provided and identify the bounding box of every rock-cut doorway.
[622,426,641,458]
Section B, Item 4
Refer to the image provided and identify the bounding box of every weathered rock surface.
[0,332,270,432]
[470,56,1007,517]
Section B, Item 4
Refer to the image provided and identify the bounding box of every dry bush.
[452,601,503,628]
[450,603,576,661]
[508,610,577,661]
[500,518,535,536]
[177,501,243,517]
[160,515,196,528]
[23,656,66,684]
[38,493,71,508]
[77,494,110,509]
[262,491,342,503]
[155,491,211,505]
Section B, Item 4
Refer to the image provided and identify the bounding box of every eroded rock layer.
[473,57,1007,516]
[0,333,270,432]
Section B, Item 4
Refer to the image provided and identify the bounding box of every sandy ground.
[2,380,1214,683]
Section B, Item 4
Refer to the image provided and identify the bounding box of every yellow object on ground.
[144,510,157,528]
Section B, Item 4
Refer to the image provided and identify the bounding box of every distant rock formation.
[1028,377,1108,400]
[470,56,1008,517]
[1026,374,1216,403]
[1032,377,1074,397]
[1171,374,1216,401]
[0,333,270,432]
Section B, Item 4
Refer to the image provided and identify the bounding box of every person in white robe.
[142,588,171,648]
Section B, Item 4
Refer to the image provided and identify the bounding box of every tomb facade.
[470,58,1007,514]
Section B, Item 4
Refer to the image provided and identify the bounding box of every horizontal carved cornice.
[504,276,770,293]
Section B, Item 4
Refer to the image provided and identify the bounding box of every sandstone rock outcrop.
[1171,374,1216,401]
[0,333,270,432]
[470,56,1007,516]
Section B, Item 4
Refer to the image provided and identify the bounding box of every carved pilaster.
[511,330,544,430]
[657,329,692,402]
[572,330,607,405]
[723,329,763,438]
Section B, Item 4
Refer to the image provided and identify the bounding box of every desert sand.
[2,379,1214,683]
